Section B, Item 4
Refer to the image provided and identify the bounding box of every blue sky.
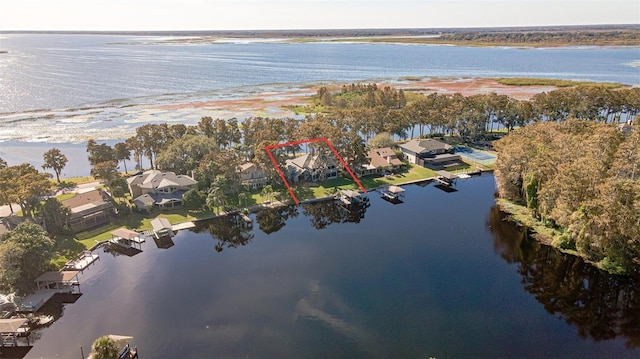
[0,0,638,31]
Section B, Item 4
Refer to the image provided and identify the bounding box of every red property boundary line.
[265,138,367,205]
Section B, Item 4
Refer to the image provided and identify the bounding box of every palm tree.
[261,184,274,203]
[91,336,118,359]
[42,148,68,183]
[237,192,249,208]
[206,192,219,215]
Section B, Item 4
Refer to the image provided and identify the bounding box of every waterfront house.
[238,162,268,189]
[397,139,461,167]
[285,153,338,183]
[127,170,197,211]
[61,189,115,232]
[358,147,403,176]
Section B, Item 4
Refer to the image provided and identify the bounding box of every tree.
[10,164,52,218]
[42,148,68,183]
[39,197,70,234]
[91,336,119,359]
[182,189,205,210]
[108,177,129,198]
[367,132,394,149]
[0,222,54,292]
[155,135,217,175]
[0,157,6,169]
[125,136,145,171]
[261,184,274,203]
[114,142,131,174]
[0,166,17,213]
[90,160,119,186]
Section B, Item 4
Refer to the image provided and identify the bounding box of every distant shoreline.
[1,23,637,36]
[3,25,638,48]
[0,76,629,177]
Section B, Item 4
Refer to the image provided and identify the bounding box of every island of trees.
[0,81,639,293]
[364,28,640,47]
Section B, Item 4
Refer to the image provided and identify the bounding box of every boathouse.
[110,228,145,250]
[0,318,29,347]
[35,271,80,292]
[151,218,173,239]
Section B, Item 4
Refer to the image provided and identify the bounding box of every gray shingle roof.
[398,139,451,154]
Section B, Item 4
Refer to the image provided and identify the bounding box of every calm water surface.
[1,34,639,113]
[0,34,638,174]
[24,175,640,358]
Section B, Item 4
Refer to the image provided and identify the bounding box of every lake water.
[1,34,638,114]
[23,175,640,358]
[0,34,638,176]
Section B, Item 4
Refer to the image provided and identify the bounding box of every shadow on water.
[488,205,640,348]
[192,213,255,252]
[190,198,371,251]
[301,199,369,230]
[255,205,299,235]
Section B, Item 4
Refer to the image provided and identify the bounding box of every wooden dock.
[63,251,99,272]
[17,289,62,313]
[435,170,458,186]
[172,221,195,231]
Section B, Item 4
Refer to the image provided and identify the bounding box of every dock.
[172,221,195,231]
[63,250,99,272]
[380,185,405,200]
[435,170,458,186]
[109,228,145,250]
[18,271,81,312]
[0,318,30,348]
[151,217,174,239]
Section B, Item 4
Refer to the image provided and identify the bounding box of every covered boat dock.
[0,318,29,347]
[381,185,405,200]
[151,218,174,239]
[435,170,458,186]
[18,271,81,312]
[110,228,145,250]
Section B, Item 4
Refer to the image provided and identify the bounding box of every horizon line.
[1,24,639,34]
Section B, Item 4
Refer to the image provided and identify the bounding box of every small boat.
[37,315,54,326]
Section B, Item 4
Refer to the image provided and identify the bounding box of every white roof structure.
[151,218,172,232]
[0,319,28,333]
[387,185,405,194]
[111,228,143,242]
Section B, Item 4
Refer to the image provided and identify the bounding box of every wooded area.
[494,120,639,274]
[361,29,640,47]
[1,82,639,275]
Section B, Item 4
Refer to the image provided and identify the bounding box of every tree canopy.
[42,148,68,183]
[91,336,119,359]
[494,120,640,274]
[0,222,55,292]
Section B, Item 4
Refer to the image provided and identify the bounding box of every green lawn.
[71,208,211,250]
[54,163,440,264]
[275,164,439,202]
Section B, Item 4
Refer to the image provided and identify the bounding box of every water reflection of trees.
[302,199,369,230]
[488,205,640,348]
[200,215,255,252]
[255,206,298,235]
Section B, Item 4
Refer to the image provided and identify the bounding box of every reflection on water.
[488,205,640,348]
[22,176,640,358]
[256,206,299,234]
[192,214,255,252]
[301,199,369,230]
